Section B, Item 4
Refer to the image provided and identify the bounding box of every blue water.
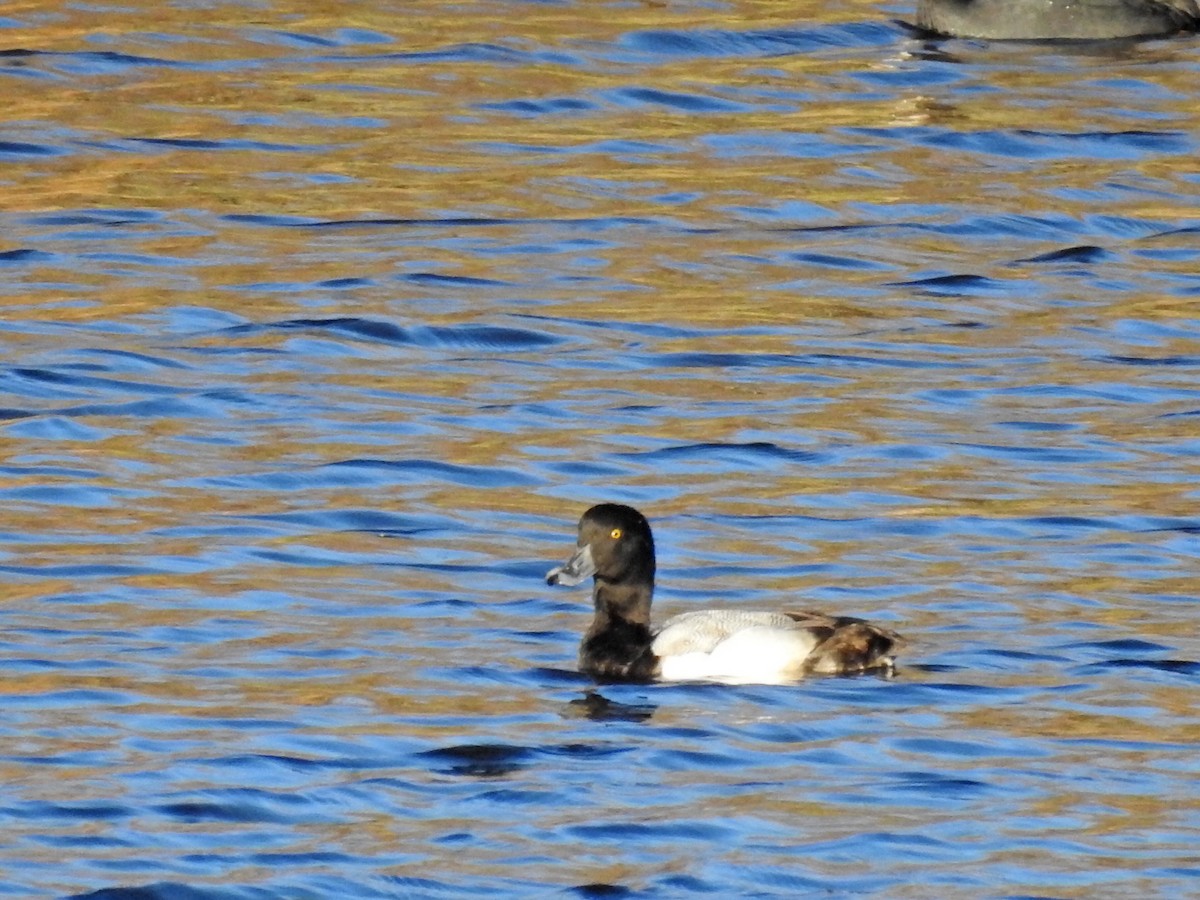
[2,1,1199,896]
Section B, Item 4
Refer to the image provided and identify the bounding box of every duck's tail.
[787,612,902,676]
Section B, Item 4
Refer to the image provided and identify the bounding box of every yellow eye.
[610,528,622,540]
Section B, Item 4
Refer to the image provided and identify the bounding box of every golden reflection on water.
[6,0,1198,234]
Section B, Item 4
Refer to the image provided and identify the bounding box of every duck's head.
[546,503,656,588]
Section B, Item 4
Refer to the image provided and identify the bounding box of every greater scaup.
[546,503,902,684]
[914,0,1200,39]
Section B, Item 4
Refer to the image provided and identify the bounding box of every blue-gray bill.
[546,543,596,587]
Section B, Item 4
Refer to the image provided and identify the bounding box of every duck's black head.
[546,503,655,589]
[547,503,660,681]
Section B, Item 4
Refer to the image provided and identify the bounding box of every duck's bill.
[545,544,595,586]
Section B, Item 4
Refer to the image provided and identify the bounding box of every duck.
[545,503,902,684]
[913,0,1200,39]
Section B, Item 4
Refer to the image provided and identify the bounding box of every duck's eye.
[610,528,622,540]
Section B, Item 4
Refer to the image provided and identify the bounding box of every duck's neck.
[579,579,658,681]
[591,578,653,628]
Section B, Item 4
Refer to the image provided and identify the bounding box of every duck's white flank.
[653,610,823,684]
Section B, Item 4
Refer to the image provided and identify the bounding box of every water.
[2,0,1199,896]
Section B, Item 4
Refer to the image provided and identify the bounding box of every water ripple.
[2,2,1199,897]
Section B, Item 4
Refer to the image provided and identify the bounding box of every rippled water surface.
[3,0,1200,896]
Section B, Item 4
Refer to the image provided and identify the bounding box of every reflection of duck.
[565,690,657,722]
[915,0,1200,39]
[546,504,901,684]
